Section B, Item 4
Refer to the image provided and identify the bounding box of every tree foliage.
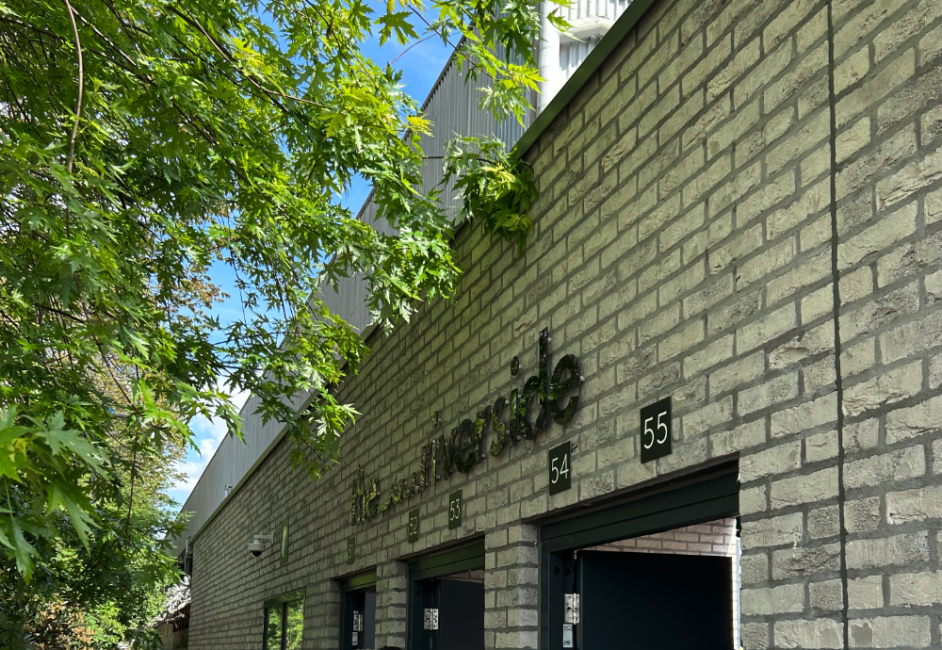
[0,0,564,635]
[0,423,186,648]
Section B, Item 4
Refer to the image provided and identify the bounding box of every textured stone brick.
[836,125,918,201]
[741,583,804,616]
[707,37,760,103]
[842,361,923,417]
[741,512,803,551]
[683,334,732,380]
[802,285,834,324]
[765,42,828,111]
[890,571,942,606]
[739,171,798,224]
[766,254,829,307]
[845,445,926,490]
[741,442,801,482]
[774,618,843,649]
[848,575,884,611]
[838,202,917,271]
[837,49,915,128]
[887,485,942,524]
[737,304,797,354]
[844,496,881,534]
[877,145,942,209]
[835,46,870,96]
[772,542,841,580]
[742,622,770,650]
[885,392,942,443]
[709,163,761,220]
[682,396,733,438]
[739,484,767,515]
[769,322,834,370]
[682,153,733,207]
[770,467,837,509]
[848,616,931,649]
[874,0,942,64]
[737,39,794,109]
[739,372,799,416]
[683,33,732,96]
[920,22,942,66]
[809,579,843,611]
[844,281,920,346]
[836,117,872,165]
[739,238,797,288]
[708,350,765,396]
[846,532,930,570]
[711,418,766,456]
[805,430,838,463]
[839,266,873,306]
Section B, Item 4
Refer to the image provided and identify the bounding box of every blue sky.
[164,26,453,507]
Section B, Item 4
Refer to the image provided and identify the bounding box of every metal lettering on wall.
[349,328,582,525]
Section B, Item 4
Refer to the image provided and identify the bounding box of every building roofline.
[181,0,656,547]
[513,0,656,160]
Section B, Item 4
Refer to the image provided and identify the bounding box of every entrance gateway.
[409,542,486,650]
[400,463,739,650]
[540,461,740,650]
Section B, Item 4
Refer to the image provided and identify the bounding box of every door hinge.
[564,593,580,625]
[423,608,439,630]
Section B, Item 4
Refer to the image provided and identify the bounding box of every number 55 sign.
[640,397,672,463]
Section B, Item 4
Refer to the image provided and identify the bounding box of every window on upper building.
[263,592,304,650]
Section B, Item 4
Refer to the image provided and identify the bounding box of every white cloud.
[165,382,251,506]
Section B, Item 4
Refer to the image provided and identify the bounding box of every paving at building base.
[178,0,942,648]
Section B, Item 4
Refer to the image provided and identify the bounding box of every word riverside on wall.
[350,328,581,524]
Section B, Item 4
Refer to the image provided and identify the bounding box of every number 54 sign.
[548,441,572,495]
[640,397,672,463]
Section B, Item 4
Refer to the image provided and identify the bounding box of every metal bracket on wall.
[564,593,580,624]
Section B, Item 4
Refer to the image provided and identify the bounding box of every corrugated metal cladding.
[558,0,632,80]
[174,8,630,555]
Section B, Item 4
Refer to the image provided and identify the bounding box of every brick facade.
[188,0,942,648]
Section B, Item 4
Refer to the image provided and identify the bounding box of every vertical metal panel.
[558,0,632,84]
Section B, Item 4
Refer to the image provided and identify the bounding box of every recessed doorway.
[409,542,485,650]
[341,571,377,650]
[540,464,740,650]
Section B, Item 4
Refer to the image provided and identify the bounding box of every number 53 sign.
[447,490,462,529]
[640,396,672,463]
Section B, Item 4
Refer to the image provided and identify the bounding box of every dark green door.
[438,577,484,650]
[342,587,376,650]
[414,577,484,650]
[577,551,733,649]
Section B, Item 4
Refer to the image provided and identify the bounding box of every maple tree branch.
[61,0,83,177]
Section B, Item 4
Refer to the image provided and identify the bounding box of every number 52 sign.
[640,396,672,463]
